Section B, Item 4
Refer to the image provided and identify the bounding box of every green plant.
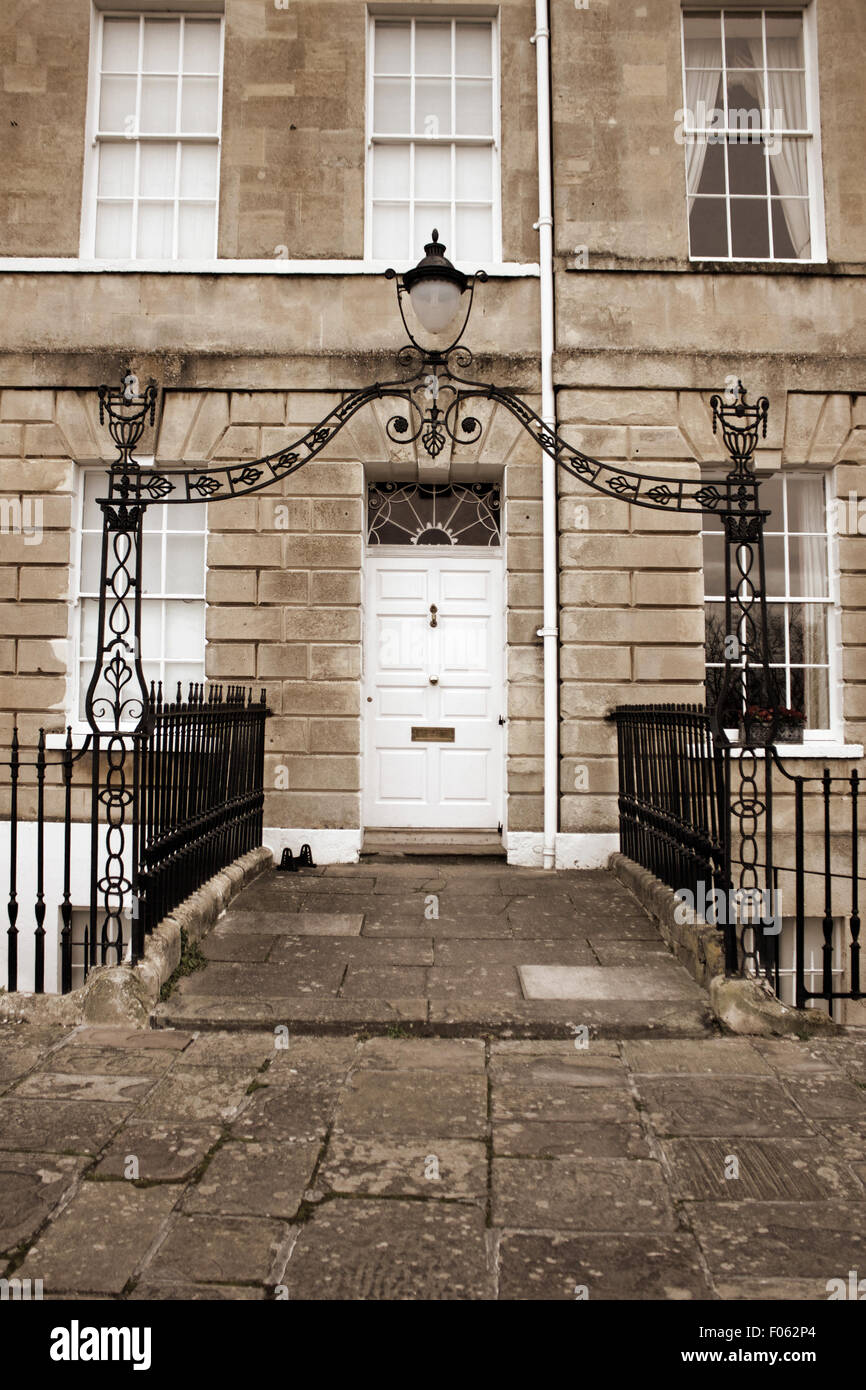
[159,927,207,1001]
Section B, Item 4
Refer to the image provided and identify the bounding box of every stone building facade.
[1,0,865,1003]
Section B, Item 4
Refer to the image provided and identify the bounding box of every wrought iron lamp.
[386,229,487,352]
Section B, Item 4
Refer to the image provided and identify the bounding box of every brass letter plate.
[411,726,456,743]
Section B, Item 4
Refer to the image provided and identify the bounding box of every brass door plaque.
[411,726,456,743]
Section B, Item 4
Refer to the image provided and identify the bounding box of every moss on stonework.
[159,927,207,1002]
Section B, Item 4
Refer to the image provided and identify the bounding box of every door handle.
[429,604,438,628]
[429,676,438,684]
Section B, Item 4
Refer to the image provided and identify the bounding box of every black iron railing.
[2,683,268,995]
[137,683,267,947]
[609,704,727,904]
[2,730,93,994]
[610,703,865,1015]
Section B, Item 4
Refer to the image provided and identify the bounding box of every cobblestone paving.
[2,863,864,1300]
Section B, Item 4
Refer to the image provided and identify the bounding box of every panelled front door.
[364,552,504,829]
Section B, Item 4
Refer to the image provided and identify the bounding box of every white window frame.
[80,4,225,260]
[702,470,842,746]
[364,9,503,268]
[680,2,827,264]
[67,462,208,734]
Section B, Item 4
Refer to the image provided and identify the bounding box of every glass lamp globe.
[402,230,468,338]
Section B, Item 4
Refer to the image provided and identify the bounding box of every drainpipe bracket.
[537,626,558,639]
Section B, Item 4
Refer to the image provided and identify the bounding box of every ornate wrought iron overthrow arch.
[89,293,777,976]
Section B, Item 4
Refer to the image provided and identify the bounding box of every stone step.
[362,828,506,858]
[154,994,713,1039]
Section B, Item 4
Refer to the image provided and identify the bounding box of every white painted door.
[364,552,504,829]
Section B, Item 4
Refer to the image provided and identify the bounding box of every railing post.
[7,726,19,992]
[60,728,74,994]
[794,776,806,1009]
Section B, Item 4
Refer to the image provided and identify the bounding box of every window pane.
[137,202,174,258]
[139,143,176,198]
[689,195,728,257]
[765,604,788,662]
[102,18,139,73]
[414,79,451,136]
[141,601,162,653]
[83,473,106,530]
[372,144,410,200]
[771,196,810,259]
[166,535,206,593]
[98,142,135,198]
[143,503,163,534]
[79,533,101,592]
[726,72,766,116]
[140,76,178,133]
[142,540,163,592]
[759,472,784,526]
[727,139,766,195]
[183,19,222,74]
[799,665,830,728]
[702,532,724,595]
[181,76,219,133]
[416,23,452,75]
[456,145,492,201]
[178,202,216,258]
[99,75,137,132]
[704,602,727,663]
[165,600,205,655]
[180,143,218,198]
[95,201,132,257]
[687,139,725,195]
[455,80,492,137]
[786,476,825,533]
[143,18,179,73]
[683,12,722,68]
[456,24,491,77]
[766,14,804,68]
[730,197,770,258]
[415,143,451,200]
[789,535,828,597]
[372,203,409,258]
[374,77,410,134]
[684,70,722,126]
[788,604,828,666]
[724,13,763,67]
[413,207,450,260]
[764,531,785,595]
[374,23,410,75]
[455,206,492,262]
[167,502,206,532]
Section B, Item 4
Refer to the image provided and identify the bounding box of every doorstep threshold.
[361,827,506,858]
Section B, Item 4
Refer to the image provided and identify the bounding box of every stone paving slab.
[135,1065,256,1124]
[637,1076,810,1137]
[278,1199,494,1300]
[498,1232,712,1300]
[0,1151,89,1254]
[0,1099,134,1155]
[492,1157,679,1231]
[2,1020,865,1301]
[93,1123,222,1183]
[18,1183,181,1294]
[493,1120,651,1159]
[687,1201,866,1281]
[335,1068,488,1139]
[213,912,363,936]
[316,1137,488,1200]
[519,963,702,1002]
[659,1138,865,1201]
[143,1214,289,1286]
[181,1138,320,1219]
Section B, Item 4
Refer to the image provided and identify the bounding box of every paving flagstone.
[1,860,864,1301]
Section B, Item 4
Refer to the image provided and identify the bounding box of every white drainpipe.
[532,0,558,869]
